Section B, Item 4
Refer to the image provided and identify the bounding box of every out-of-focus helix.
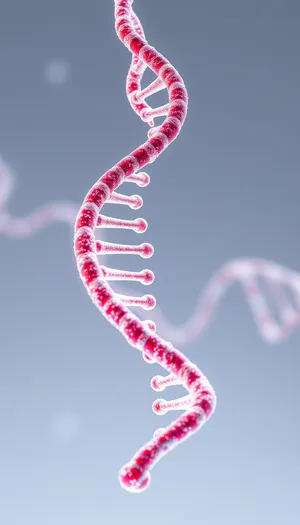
[158,258,300,346]
[0,158,77,235]
[74,0,217,493]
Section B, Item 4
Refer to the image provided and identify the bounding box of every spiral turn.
[74,0,216,493]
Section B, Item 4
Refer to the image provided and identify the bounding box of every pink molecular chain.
[1,157,299,349]
[1,2,299,494]
[74,0,217,493]
[157,258,300,346]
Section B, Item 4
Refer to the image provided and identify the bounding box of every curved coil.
[74,0,216,493]
[2,159,299,347]
[157,258,300,345]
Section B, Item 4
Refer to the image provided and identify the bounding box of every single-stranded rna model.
[74,0,217,493]
[1,1,299,494]
[1,156,300,348]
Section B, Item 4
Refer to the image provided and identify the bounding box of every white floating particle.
[50,411,82,442]
[44,59,71,86]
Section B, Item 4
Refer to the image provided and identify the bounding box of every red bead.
[152,55,168,75]
[86,184,109,208]
[75,206,97,230]
[169,102,187,123]
[170,86,188,103]
[132,147,150,167]
[130,37,144,55]
[160,119,179,142]
[118,24,131,40]
[89,281,111,308]
[142,47,156,65]
[148,135,165,154]
[74,231,94,256]
[79,258,99,285]
[101,170,123,191]
[118,158,136,177]
[104,300,128,326]
[124,319,145,345]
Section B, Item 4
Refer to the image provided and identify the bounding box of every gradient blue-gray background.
[0,0,299,524]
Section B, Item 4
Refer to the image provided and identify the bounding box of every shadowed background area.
[0,0,299,524]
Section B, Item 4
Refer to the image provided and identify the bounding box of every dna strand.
[1,155,300,348]
[157,258,300,346]
[74,0,217,493]
[1,3,298,492]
